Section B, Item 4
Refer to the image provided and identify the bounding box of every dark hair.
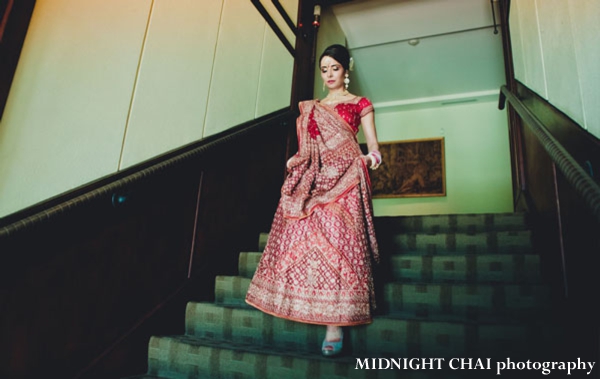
[319,44,350,70]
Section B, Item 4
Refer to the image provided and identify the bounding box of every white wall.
[0,0,295,217]
[119,0,223,168]
[510,0,600,138]
[362,101,513,216]
[257,0,297,48]
[0,0,151,217]
[202,0,266,137]
[256,26,295,118]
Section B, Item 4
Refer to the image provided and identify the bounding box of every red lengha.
[245,97,379,326]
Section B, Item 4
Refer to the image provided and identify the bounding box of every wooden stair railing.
[499,85,600,224]
[0,108,298,379]
[498,83,599,364]
[0,109,293,236]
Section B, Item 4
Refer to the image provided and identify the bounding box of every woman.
[245,44,381,357]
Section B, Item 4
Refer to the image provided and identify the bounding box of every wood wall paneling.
[190,117,291,281]
[519,125,562,284]
[0,110,297,378]
[0,163,202,377]
[553,169,600,361]
[518,82,600,182]
[509,83,600,361]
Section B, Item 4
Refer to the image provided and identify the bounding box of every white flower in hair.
[349,57,354,71]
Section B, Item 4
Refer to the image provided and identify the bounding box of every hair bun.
[319,44,351,70]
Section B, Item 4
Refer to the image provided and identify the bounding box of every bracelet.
[371,150,381,164]
[367,150,382,170]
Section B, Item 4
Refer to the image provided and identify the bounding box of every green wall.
[314,5,513,217]
[363,101,513,216]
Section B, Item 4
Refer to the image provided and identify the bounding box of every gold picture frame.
[362,137,446,198]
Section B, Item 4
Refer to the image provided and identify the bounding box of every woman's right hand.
[286,154,299,170]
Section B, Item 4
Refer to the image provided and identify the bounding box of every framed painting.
[362,137,446,198]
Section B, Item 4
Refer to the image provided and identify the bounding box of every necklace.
[323,90,348,103]
[328,90,348,99]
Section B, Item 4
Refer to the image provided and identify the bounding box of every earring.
[344,73,350,90]
[323,81,326,92]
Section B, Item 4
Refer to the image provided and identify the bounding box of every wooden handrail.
[0,109,294,237]
[272,0,297,35]
[499,85,600,223]
[251,0,295,56]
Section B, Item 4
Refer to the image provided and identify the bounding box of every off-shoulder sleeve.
[358,97,374,117]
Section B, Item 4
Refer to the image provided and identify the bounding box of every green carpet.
[214,276,549,322]
[125,213,561,379]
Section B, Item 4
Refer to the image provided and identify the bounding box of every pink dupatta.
[281,100,379,261]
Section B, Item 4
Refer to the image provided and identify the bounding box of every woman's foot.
[321,326,343,357]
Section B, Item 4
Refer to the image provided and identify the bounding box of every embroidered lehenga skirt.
[245,100,379,326]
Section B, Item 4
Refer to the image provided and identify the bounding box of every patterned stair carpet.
[125,213,561,379]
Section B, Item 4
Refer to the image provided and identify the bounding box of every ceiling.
[328,0,505,111]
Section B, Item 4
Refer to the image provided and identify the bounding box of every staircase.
[126,213,559,379]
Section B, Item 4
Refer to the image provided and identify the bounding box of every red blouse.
[330,97,374,133]
[308,97,374,139]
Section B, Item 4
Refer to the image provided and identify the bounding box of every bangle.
[367,150,382,170]
[371,150,381,164]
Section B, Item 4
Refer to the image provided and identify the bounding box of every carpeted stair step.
[214,276,550,322]
[237,252,542,284]
[259,230,532,255]
[389,230,532,255]
[374,213,528,234]
[146,335,471,379]
[238,252,263,279]
[215,275,252,307]
[258,213,529,251]
[390,254,541,284]
[184,302,549,359]
[258,232,269,251]
[125,212,558,379]
[382,282,550,321]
